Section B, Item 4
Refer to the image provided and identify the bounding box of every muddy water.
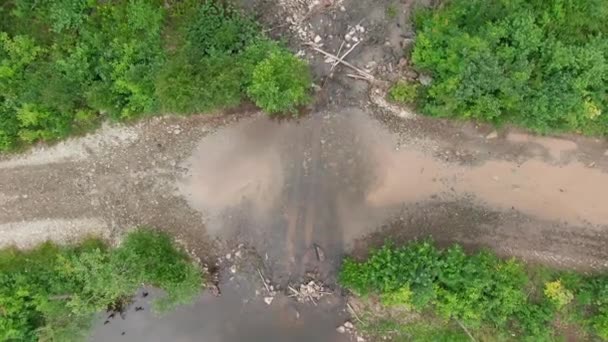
[179,108,608,279]
[91,287,348,342]
[180,109,608,275]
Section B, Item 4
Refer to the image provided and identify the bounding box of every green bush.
[247,50,311,114]
[388,80,418,104]
[340,240,608,340]
[0,0,311,151]
[0,228,203,342]
[411,0,608,135]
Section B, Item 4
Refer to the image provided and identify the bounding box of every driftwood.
[305,43,375,81]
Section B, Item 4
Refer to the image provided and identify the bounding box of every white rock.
[419,74,432,86]
[264,297,274,305]
[357,336,366,342]
[340,5,346,12]
[352,36,359,42]
[234,250,242,258]
[344,321,354,329]
[314,35,322,43]
[336,326,346,334]
[345,34,352,42]
[230,265,237,274]
[486,131,498,139]
[225,253,232,260]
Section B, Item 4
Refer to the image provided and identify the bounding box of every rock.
[604,150,608,156]
[404,70,419,79]
[345,34,352,42]
[314,244,326,262]
[339,5,346,11]
[263,297,274,305]
[352,36,359,42]
[229,265,237,274]
[357,336,366,342]
[336,326,346,334]
[344,321,354,329]
[314,35,322,43]
[225,253,232,260]
[402,38,414,47]
[234,250,242,258]
[419,74,432,86]
[486,131,498,139]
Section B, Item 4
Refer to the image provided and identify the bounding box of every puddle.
[506,132,578,160]
[91,287,348,342]
[179,109,608,280]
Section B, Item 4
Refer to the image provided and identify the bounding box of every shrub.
[0,0,312,151]
[544,280,574,309]
[340,240,608,340]
[388,80,418,104]
[0,228,203,342]
[247,50,312,114]
[411,0,608,135]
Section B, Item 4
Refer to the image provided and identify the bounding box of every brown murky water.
[178,108,608,278]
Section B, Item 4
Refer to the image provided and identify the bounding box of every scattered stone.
[336,326,346,334]
[357,336,366,342]
[419,74,432,86]
[225,253,232,260]
[345,34,352,42]
[229,265,237,274]
[314,35,322,43]
[339,5,346,11]
[344,321,354,329]
[234,250,242,258]
[264,297,274,305]
[486,131,498,139]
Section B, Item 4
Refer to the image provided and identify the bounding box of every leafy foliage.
[411,0,608,135]
[0,228,203,342]
[0,0,311,151]
[247,50,311,114]
[340,240,608,340]
[388,80,418,105]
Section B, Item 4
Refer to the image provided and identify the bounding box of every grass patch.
[340,240,608,341]
[388,81,418,105]
[0,0,311,152]
[0,228,204,342]
[386,4,398,19]
[411,0,608,135]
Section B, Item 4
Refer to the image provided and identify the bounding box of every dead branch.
[305,43,374,81]
[257,268,271,293]
[455,319,476,342]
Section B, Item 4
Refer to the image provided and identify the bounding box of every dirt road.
[2,106,608,273]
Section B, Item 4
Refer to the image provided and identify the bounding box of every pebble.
[344,321,354,329]
[263,297,274,305]
[336,326,346,334]
[486,131,498,139]
[314,35,322,43]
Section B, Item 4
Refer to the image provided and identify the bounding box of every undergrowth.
[411,0,608,135]
[340,240,608,341]
[0,228,204,342]
[0,0,311,151]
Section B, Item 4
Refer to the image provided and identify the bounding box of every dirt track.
[1,105,608,274]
